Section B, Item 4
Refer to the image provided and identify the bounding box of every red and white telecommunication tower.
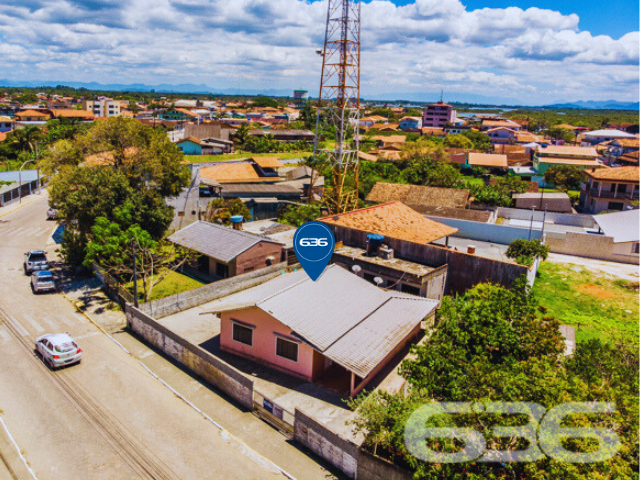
[312,0,361,213]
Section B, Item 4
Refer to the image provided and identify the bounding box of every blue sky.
[391,0,639,38]
[0,0,637,104]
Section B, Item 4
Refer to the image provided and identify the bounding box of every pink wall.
[220,307,318,380]
[235,241,284,276]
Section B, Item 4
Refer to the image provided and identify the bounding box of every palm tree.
[10,126,43,154]
[233,124,250,148]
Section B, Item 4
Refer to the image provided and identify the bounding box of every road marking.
[138,350,155,359]
[58,314,77,327]
[39,314,60,330]
[4,312,30,337]
[0,326,10,343]
[21,312,44,333]
[74,331,100,340]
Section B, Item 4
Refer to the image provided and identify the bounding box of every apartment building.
[82,98,121,117]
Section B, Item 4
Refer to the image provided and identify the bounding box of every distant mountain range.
[0,79,638,110]
[545,100,639,111]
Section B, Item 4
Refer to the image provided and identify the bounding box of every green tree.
[506,238,550,266]
[84,218,194,302]
[7,125,43,155]
[547,126,575,143]
[233,123,251,147]
[299,103,316,130]
[463,130,491,151]
[349,281,638,479]
[251,96,279,108]
[203,198,252,225]
[544,165,584,191]
[279,204,321,227]
[443,133,474,149]
[402,161,465,189]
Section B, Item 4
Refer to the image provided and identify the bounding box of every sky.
[0,0,638,105]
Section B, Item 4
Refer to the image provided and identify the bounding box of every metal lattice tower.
[311,0,361,214]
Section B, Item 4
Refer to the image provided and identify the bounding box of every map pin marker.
[293,221,335,281]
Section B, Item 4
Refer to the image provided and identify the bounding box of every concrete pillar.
[350,372,355,397]
[613,183,618,198]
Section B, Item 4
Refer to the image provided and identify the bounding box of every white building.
[82,98,121,118]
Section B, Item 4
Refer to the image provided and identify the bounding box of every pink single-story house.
[485,127,517,144]
[214,265,439,396]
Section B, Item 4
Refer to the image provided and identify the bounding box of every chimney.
[467,245,476,255]
[230,215,244,231]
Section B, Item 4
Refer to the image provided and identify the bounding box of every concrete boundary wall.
[357,450,413,480]
[425,215,543,245]
[140,262,287,319]
[294,409,360,478]
[544,231,638,265]
[125,304,254,409]
[497,207,596,228]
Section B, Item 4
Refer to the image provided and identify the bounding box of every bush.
[506,239,550,265]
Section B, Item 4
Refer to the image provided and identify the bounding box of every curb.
[59,291,297,480]
[0,196,38,219]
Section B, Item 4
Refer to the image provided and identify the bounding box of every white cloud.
[0,0,636,104]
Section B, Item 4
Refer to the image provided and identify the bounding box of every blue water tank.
[230,215,243,224]
[366,233,385,256]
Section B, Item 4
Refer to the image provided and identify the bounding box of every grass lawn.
[184,152,310,163]
[461,175,484,187]
[532,262,638,346]
[126,270,206,303]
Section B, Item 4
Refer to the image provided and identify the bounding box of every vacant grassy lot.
[184,152,309,163]
[126,270,206,303]
[532,262,638,346]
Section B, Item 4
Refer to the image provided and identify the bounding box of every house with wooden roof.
[209,264,438,396]
[0,116,14,133]
[14,109,51,123]
[319,202,458,246]
[49,109,95,121]
[365,182,469,211]
[617,151,639,166]
[579,166,639,213]
[198,158,284,185]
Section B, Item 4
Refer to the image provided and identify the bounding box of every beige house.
[579,167,639,213]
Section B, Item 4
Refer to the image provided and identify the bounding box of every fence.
[93,263,135,307]
[496,207,597,228]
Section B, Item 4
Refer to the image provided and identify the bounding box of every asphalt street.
[0,195,287,480]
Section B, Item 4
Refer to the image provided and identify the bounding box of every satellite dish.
[351,265,362,274]
[374,277,383,286]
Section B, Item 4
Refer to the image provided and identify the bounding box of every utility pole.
[131,239,139,308]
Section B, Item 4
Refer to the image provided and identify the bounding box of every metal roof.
[0,170,39,183]
[210,265,438,378]
[593,210,639,243]
[167,221,282,263]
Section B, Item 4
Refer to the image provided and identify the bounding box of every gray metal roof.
[210,265,439,378]
[220,183,301,195]
[0,170,39,183]
[593,209,639,243]
[167,221,282,263]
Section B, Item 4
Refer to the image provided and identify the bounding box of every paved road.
[0,195,285,480]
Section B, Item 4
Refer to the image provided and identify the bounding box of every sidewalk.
[0,191,45,219]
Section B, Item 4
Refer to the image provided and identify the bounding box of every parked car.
[24,250,49,274]
[31,270,56,293]
[35,333,82,369]
[46,208,59,220]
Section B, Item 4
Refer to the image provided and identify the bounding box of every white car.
[36,333,82,369]
[31,270,56,293]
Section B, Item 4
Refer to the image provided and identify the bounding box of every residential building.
[398,116,422,131]
[592,210,640,262]
[458,152,508,170]
[579,166,639,213]
[420,127,446,137]
[248,129,315,143]
[533,145,602,176]
[49,109,95,121]
[216,264,439,396]
[176,137,233,155]
[617,151,639,166]
[82,98,121,117]
[513,192,573,213]
[485,127,517,144]
[422,101,456,128]
[159,108,198,121]
[365,182,469,211]
[480,119,521,131]
[184,123,232,143]
[0,116,14,133]
[14,109,51,123]
[581,129,637,145]
[199,158,284,185]
[167,221,284,279]
[602,138,639,158]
